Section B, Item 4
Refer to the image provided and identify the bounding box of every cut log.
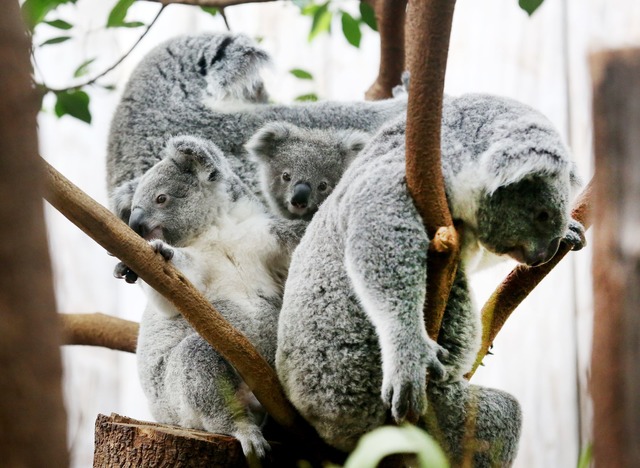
[93,413,302,467]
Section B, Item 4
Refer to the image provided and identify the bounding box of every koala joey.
[276,94,585,465]
[107,33,406,223]
[245,122,370,221]
[115,135,305,459]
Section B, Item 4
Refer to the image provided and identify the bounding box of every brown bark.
[43,162,334,459]
[0,3,68,466]
[61,313,139,353]
[590,48,640,468]
[404,0,460,340]
[365,0,407,101]
[467,181,593,378]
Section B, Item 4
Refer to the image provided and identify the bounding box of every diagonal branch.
[404,0,460,340]
[61,313,139,353]
[364,0,407,101]
[42,160,333,456]
[467,180,594,378]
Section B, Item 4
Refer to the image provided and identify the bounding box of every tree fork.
[467,181,593,378]
[405,0,460,340]
[43,160,338,461]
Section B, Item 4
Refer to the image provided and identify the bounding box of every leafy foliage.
[107,0,144,28]
[299,1,377,48]
[519,0,545,16]
[54,90,91,123]
[290,68,314,80]
[22,0,76,30]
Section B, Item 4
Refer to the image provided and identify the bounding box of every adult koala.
[276,94,585,466]
[107,33,406,222]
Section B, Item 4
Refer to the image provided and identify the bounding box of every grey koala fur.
[122,135,305,458]
[107,32,406,222]
[276,94,585,465]
[245,121,370,221]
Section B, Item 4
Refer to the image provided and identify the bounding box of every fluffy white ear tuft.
[339,129,370,162]
[245,121,298,161]
[110,178,140,222]
[168,135,224,182]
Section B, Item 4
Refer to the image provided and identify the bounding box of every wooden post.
[0,2,68,466]
[591,48,640,468]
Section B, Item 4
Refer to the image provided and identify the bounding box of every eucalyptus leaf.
[200,6,219,16]
[518,0,545,16]
[343,425,449,468]
[22,0,74,30]
[44,19,73,30]
[295,93,318,102]
[107,0,136,28]
[40,36,72,46]
[577,443,593,468]
[290,68,314,80]
[54,90,92,124]
[73,58,96,78]
[341,11,362,48]
[308,2,332,42]
[359,2,377,31]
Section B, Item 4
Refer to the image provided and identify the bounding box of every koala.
[116,135,305,458]
[276,94,585,465]
[245,122,370,221]
[107,33,407,222]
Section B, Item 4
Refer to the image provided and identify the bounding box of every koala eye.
[536,211,550,223]
[318,181,328,192]
[156,194,168,204]
[282,172,292,182]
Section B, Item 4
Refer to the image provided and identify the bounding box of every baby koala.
[245,122,369,221]
[115,135,305,459]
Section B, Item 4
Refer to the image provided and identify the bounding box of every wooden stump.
[93,413,300,467]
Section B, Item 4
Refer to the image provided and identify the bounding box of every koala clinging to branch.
[107,33,406,222]
[246,122,370,221]
[277,94,585,465]
[116,135,305,458]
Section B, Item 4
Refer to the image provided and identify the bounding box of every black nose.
[291,183,311,209]
[128,208,150,238]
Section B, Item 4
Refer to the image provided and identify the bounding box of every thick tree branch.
[0,4,68,465]
[467,180,594,378]
[365,0,407,101]
[42,161,333,457]
[142,0,277,7]
[405,0,459,340]
[61,313,139,353]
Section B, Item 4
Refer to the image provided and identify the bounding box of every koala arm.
[269,218,308,255]
[341,164,446,423]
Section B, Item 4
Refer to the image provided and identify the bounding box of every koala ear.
[339,130,370,163]
[110,178,140,223]
[169,136,223,182]
[245,121,297,162]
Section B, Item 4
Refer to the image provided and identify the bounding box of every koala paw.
[563,219,586,251]
[113,262,138,284]
[149,239,174,261]
[381,339,447,423]
[235,426,270,459]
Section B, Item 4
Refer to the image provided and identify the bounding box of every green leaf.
[344,425,449,468]
[200,6,219,16]
[292,0,312,9]
[22,0,74,30]
[301,3,320,16]
[359,2,377,31]
[39,36,71,46]
[44,19,73,30]
[54,90,91,124]
[308,2,332,42]
[518,0,545,16]
[290,68,314,80]
[341,11,362,48]
[100,84,117,91]
[577,443,593,468]
[107,0,136,28]
[120,21,145,28]
[295,93,318,102]
[73,58,96,78]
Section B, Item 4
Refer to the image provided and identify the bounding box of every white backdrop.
[34,1,640,466]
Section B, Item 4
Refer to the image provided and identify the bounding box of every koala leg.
[424,380,522,468]
[163,333,270,458]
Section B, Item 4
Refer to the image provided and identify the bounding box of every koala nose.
[129,207,150,238]
[291,182,311,209]
[527,237,562,267]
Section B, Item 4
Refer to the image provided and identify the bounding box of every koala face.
[129,136,240,246]
[246,122,369,220]
[476,175,570,267]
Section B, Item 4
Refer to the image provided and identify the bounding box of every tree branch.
[142,0,277,7]
[42,160,335,458]
[467,180,594,378]
[61,313,139,353]
[364,0,407,101]
[404,0,459,340]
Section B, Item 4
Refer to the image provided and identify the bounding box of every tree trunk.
[591,47,640,468]
[0,2,68,466]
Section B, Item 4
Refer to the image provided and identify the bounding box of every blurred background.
[32,0,640,466]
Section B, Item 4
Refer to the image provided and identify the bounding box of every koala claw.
[149,239,174,261]
[235,427,270,460]
[564,219,586,251]
[113,262,138,284]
